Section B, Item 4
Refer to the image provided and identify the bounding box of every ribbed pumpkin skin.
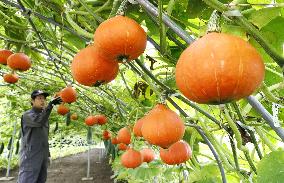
[85,116,97,126]
[95,114,107,125]
[7,53,31,71]
[175,33,265,104]
[60,86,77,103]
[3,73,19,84]
[141,104,185,148]
[71,113,78,120]
[57,104,69,115]
[140,148,155,163]
[71,46,119,86]
[118,143,128,151]
[160,141,192,165]
[94,15,147,62]
[117,127,131,145]
[121,148,143,168]
[133,118,144,137]
[0,50,13,65]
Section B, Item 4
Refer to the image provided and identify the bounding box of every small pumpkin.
[133,118,144,137]
[71,113,78,120]
[95,114,107,125]
[118,143,128,151]
[141,104,185,148]
[60,85,77,103]
[111,137,119,145]
[103,130,111,140]
[140,148,155,163]
[121,148,143,168]
[117,127,131,145]
[57,104,69,116]
[85,115,97,126]
[7,53,31,71]
[71,46,119,86]
[3,73,19,84]
[160,141,192,165]
[175,32,265,104]
[94,15,147,62]
[0,50,13,65]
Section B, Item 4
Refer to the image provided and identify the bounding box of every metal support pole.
[0,120,17,181]
[247,96,284,141]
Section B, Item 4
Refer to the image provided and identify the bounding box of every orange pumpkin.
[71,113,78,120]
[0,50,13,65]
[175,33,265,104]
[111,137,119,145]
[121,148,143,168]
[95,114,107,125]
[141,104,185,148]
[118,143,128,151]
[117,127,131,145]
[94,15,147,62]
[160,141,192,165]
[133,117,144,137]
[85,115,97,126]
[103,130,111,140]
[140,148,155,163]
[3,73,19,84]
[57,104,69,115]
[71,46,119,86]
[60,85,77,103]
[7,53,31,71]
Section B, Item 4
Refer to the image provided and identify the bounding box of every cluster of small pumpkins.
[71,15,147,87]
[104,104,192,168]
[0,50,31,84]
[56,85,77,117]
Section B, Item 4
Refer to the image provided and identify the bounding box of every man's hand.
[49,96,62,106]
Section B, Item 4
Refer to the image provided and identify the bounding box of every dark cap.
[31,90,49,99]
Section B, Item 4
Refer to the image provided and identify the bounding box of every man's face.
[32,95,46,109]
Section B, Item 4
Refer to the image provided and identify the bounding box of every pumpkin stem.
[116,0,129,16]
[93,80,104,87]
[118,55,129,63]
[206,10,222,33]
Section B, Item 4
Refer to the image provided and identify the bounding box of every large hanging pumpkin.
[0,50,13,65]
[121,148,143,168]
[160,141,192,165]
[94,15,147,62]
[71,46,119,86]
[7,53,31,71]
[141,104,185,148]
[3,73,19,84]
[57,104,69,115]
[117,127,131,145]
[60,85,77,103]
[175,32,265,104]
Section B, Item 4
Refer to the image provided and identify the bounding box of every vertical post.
[86,143,90,178]
[6,120,17,177]
[0,120,16,181]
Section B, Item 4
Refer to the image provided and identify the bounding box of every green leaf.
[248,7,282,28]
[257,151,284,183]
[189,164,222,183]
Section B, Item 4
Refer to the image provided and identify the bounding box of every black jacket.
[20,104,53,157]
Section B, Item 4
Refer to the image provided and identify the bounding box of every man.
[18,90,62,183]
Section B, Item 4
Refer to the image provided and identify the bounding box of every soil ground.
[0,148,114,183]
